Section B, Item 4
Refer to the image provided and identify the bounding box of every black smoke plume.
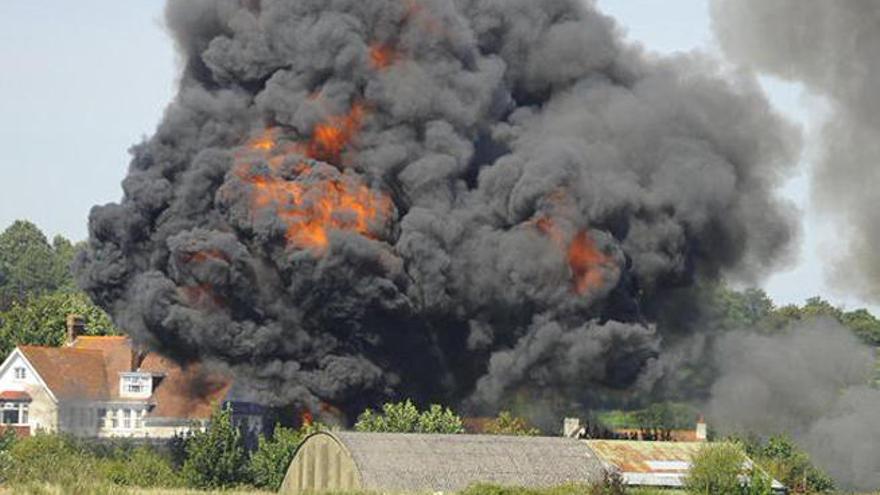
[707,320,880,491]
[710,0,880,303]
[76,0,797,419]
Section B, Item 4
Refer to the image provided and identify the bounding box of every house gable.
[0,349,56,403]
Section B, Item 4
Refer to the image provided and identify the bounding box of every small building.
[0,315,265,438]
[280,431,605,494]
[586,439,786,492]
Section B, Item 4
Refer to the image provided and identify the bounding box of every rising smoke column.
[707,320,880,491]
[76,0,798,418]
[710,0,880,302]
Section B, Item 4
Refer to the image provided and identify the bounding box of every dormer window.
[13,367,25,381]
[119,372,152,399]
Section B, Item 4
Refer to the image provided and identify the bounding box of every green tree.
[355,400,464,434]
[0,290,117,356]
[0,221,75,308]
[841,308,880,347]
[484,411,540,436]
[748,435,834,493]
[249,422,323,490]
[181,404,249,489]
[685,443,770,495]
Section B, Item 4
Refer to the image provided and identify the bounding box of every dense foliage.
[736,435,835,493]
[0,433,181,491]
[598,402,699,431]
[685,443,773,495]
[249,421,324,491]
[0,290,118,356]
[355,399,464,434]
[0,221,77,309]
[483,411,541,436]
[0,221,118,355]
[181,404,250,489]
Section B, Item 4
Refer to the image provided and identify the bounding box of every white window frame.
[13,367,26,381]
[0,402,28,425]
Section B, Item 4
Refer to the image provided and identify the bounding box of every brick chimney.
[66,314,85,345]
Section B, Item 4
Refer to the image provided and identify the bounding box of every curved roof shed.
[280,431,605,494]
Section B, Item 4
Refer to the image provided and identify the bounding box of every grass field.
[1,485,877,495]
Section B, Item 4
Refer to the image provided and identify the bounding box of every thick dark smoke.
[710,0,880,302]
[76,0,798,418]
[707,319,880,491]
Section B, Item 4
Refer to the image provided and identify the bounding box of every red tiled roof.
[17,337,232,420]
[0,391,31,401]
[140,354,230,420]
[19,345,109,401]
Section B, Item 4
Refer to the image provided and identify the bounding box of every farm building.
[586,439,786,492]
[279,431,605,493]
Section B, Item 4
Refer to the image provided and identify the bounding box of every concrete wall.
[280,433,361,494]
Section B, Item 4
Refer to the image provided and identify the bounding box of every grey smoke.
[710,0,880,302]
[76,0,797,418]
[707,319,880,491]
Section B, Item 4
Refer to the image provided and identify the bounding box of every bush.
[484,411,540,436]
[1,433,100,488]
[685,443,771,495]
[250,422,324,490]
[181,403,250,489]
[100,445,181,488]
[752,435,834,493]
[355,399,464,434]
[588,470,625,495]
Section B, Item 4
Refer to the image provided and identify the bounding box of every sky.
[0,0,872,312]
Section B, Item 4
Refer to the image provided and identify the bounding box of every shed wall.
[281,433,361,494]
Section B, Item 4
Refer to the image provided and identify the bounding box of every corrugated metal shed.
[586,440,785,491]
[280,431,605,494]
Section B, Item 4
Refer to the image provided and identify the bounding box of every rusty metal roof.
[586,440,702,474]
[585,440,785,491]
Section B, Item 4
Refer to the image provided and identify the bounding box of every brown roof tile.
[140,354,230,420]
[19,345,109,401]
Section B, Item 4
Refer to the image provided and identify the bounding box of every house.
[0,314,265,439]
[279,431,606,494]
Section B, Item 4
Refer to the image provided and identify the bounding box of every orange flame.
[233,104,391,252]
[567,231,615,295]
[303,103,365,164]
[369,43,398,70]
[536,217,617,295]
[180,284,224,308]
[247,174,391,250]
[182,250,230,264]
[300,409,313,426]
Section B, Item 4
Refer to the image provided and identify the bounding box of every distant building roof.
[586,440,785,491]
[281,431,605,494]
[610,428,702,442]
[17,336,229,420]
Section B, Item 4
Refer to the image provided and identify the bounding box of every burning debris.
[76,0,797,419]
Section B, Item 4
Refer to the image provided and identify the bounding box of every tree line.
[0,220,118,357]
